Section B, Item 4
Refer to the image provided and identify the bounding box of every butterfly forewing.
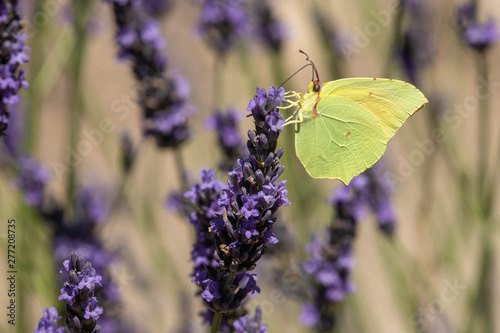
[320,78,428,141]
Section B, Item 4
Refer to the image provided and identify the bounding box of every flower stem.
[211,272,236,333]
[383,0,404,77]
[174,146,188,193]
[25,0,51,153]
[476,50,491,218]
[213,55,226,109]
[66,0,93,214]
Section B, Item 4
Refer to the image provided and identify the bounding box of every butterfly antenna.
[299,50,321,92]
[279,63,312,88]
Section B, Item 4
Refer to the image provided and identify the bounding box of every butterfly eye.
[313,82,321,92]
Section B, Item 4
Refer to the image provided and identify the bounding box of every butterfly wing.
[295,95,386,185]
[320,78,428,141]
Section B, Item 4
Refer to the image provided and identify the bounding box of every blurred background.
[1,0,500,332]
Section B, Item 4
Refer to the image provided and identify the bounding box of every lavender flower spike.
[210,86,289,274]
[197,0,250,54]
[34,307,65,333]
[104,0,193,148]
[186,168,259,320]
[0,0,30,136]
[58,251,103,333]
[253,0,287,53]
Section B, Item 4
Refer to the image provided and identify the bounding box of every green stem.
[25,0,51,153]
[211,272,236,333]
[466,227,494,332]
[66,0,93,214]
[213,55,226,109]
[174,146,188,193]
[476,51,491,218]
[383,0,404,77]
[31,29,74,110]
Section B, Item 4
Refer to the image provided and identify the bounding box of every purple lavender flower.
[233,306,268,333]
[193,267,260,315]
[399,0,434,84]
[58,251,103,333]
[300,162,395,330]
[252,0,286,53]
[363,162,396,235]
[210,86,288,274]
[185,168,225,272]
[299,228,355,330]
[3,101,24,156]
[205,108,247,171]
[140,0,172,16]
[456,2,498,50]
[76,188,108,226]
[104,0,193,148]
[15,156,50,207]
[185,168,259,318]
[197,0,250,54]
[34,307,66,333]
[0,0,29,137]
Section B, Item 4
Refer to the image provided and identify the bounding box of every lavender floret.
[34,307,66,333]
[0,0,29,137]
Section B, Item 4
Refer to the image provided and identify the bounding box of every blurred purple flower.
[205,108,247,171]
[15,156,50,207]
[140,0,172,16]
[77,188,108,225]
[252,0,286,53]
[34,307,65,333]
[300,161,395,330]
[3,101,24,156]
[456,2,498,51]
[104,0,194,148]
[197,0,250,54]
[463,21,499,50]
[399,0,435,84]
[234,306,267,333]
[0,0,29,137]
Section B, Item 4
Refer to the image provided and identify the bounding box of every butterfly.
[282,53,428,185]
